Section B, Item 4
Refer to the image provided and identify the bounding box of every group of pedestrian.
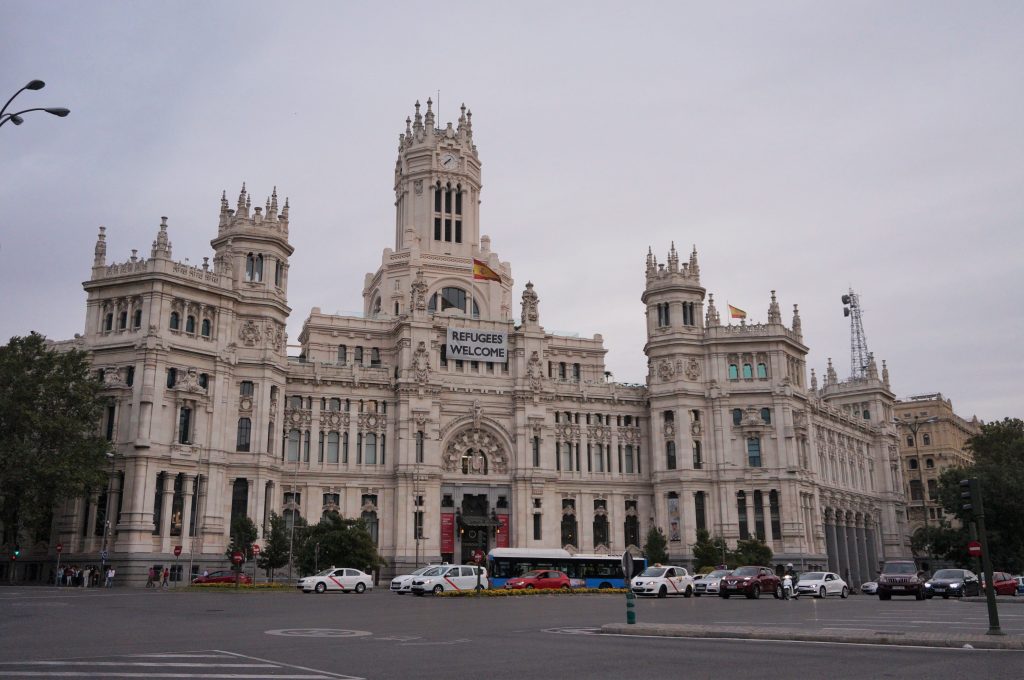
[145,566,171,589]
[52,565,116,587]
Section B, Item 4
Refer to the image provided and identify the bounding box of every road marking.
[595,632,1021,652]
[264,629,371,638]
[0,662,275,668]
[0,674,328,678]
[215,651,363,680]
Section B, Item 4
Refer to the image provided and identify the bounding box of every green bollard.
[626,590,636,624]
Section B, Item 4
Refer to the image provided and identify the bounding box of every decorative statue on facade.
[521,281,539,324]
[411,341,430,384]
[411,269,428,312]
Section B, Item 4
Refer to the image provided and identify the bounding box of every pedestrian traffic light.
[12,544,19,560]
[960,478,982,515]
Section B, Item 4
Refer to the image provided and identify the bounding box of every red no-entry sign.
[968,540,982,557]
[173,545,182,557]
[56,543,62,554]
[231,551,243,564]
[251,544,261,555]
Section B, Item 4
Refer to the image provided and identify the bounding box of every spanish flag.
[728,305,747,320]
[473,258,501,282]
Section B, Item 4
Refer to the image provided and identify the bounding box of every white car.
[297,567,374,594]
[390,565,441,594]
[794,571,849,598]
[631,565,695,598]
[411,564,488,595]
[694,569,731,597]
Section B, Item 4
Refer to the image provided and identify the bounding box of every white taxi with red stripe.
[631,565,695,598]
[411,564,488,595]
[297,567,374,594]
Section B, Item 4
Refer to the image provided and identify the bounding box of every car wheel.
[819,586,826,599]
[561,584,571,591]
[685,586,693,598]
[355,582,366,594]
[658,586,667,599]
[774,585,782,600]
[432,584,444,595]
[526,584,534,589]
[841,587,849,599]
[315,582,326,594]
[750,585,760,600]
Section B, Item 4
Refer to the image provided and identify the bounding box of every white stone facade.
[41,99,909,585]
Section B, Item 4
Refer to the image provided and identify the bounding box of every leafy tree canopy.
[936,418,1024,573]
[643,526,669,565]
[257,512,296,577]
[691,529,730,570]
[731,537,773,567]
[225,516,259,567]
[0,333,110,538]
[294,512,384,577]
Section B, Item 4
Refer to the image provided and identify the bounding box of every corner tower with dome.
[24,98,909,586]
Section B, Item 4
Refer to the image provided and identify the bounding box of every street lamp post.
[100,451,115,571]
[0,80,70,128]
[905,416,938,568]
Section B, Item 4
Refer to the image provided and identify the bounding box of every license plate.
[892,586,904,590]
[727,584,737,589]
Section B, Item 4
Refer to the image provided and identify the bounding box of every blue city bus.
[486,548,646,589]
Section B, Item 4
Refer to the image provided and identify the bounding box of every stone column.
[845,515,860,586]
[246,478,257,524]
[825,512,839,573]
[109,472,123,533]
[866,522,880,576]
[85,494,100,552]
[856,521,870,588]
[835,515,850,582]
[180,474,196,542]
[159,477,175,552]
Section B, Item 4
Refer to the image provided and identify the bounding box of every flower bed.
[187,582,294,591]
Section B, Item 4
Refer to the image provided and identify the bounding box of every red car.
[982,571,1017,596]
[504,570,582,590]
[719,566,782,599]
[192,569,252,585]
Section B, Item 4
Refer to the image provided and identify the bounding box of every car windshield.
[407,567,433,576]
[520,571,544,579]
[707,570,731,578]
[884,563,917,574]
[313,568,336,577]
[640,567,667,577]
[421,566,445,576]
[932,570,964,579]
[801,572,825,580]
[732,567,759,577]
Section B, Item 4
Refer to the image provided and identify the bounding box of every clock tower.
[363,98,512,321]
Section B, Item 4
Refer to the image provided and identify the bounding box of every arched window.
[593,502,609,548]
[732,408,742,426]
[906,435,915,447]
[427,287,479,316]
[255,255,263,281]
[923,434,931,446]
[236,418,251,452]
[760,407,771,424]
[361,494,379,545]
[925,458,934,469]
[756,362,768,378]
[169,312,180,330]
[666,441,677,470]
[908,458,918,470]
[560,503,577,548]
[185,316,196,334]
[133,309,142,329]
[728,364,738,380]
[201,319,211,337]
[364,433,377,465]
[742,363,753,379]
[286,429,301,462]
[104,313,113,332]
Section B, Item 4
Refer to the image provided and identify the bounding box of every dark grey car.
[925,568,980,598]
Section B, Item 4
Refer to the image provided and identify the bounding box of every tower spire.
[424,97,435,129]
[768,290,782,324]
[667,241,679,273]
[705,293,720,327]
[93,226,107,267]
[151,216,172,259]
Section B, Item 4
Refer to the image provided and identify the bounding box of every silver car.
[694,569,732,597]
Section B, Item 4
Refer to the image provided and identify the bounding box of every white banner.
[446,328,508,363]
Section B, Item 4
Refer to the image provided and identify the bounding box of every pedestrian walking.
[161,567,169,589]
[105,566,115,588]
[146,566,155,588]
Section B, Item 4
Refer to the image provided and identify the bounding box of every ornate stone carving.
[442,428,507,474]
[410,341,430,384]
[684,357,701,381]
[413,410,430,429]
[239,319,261,346]
[521,281,539,324]
[358,412,386,432]
[178,367,207,394]
[527,351,543,391]
[286,408,312,428]
[414,179,423,195]
[663,422,675,439]
[656,359,674,382]
[411,270,428,312]
[102,367,126,388]
[239,396,253,413]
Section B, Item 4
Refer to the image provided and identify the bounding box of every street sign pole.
[622,551,635,624]
[963,478,1002,635]
[251,544,260,587]
[54,544,62,587]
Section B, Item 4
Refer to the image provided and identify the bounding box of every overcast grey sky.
[2,1,1021,422]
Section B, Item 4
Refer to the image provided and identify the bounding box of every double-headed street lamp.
[1,80,70,128]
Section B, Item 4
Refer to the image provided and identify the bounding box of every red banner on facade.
[497,514,510,548]
[441,512,454,554]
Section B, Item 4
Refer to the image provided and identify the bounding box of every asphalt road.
[1,586,1021,679]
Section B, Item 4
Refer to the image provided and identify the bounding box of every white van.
[411,564,488,595]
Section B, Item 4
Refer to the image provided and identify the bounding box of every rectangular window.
[342,432,349,464]
[455,191,462,215]
[303,431,311,462]
[747,437,762,467]
[532,436,540,467]
[444,218,451,242]
[414,510,424,539]
[533,513,542,540]
[624,445,635,474]
[737,492,749,540]
[769,490,781,539]
[666,442,677,470]
[694,492,706,532]
[753,490,765,540]
[455,220,462,243]
[178,407,191,445]
[416,431,424,464]
[286,430,300,462]
[105,405,116,441]
[434,217,442,240]
[240,380,254,397]
[555,442,561,471]
[573,363,580,381]
[692,440,703,469]
[236,418,252,452]
[354,346,363,364]
[562,443,573,472]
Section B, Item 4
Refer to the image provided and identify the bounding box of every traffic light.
[960,478,982,516]
[12,543,19,560]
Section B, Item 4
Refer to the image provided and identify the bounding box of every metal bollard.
[626,590,636,624]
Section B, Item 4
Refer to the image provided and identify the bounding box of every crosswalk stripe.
[0,662,275,668]
[0,674,329,679]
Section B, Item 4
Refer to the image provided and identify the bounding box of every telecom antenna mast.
[842,288,870,379]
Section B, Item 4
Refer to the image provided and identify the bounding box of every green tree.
[936,418,1024,572]
[257,512,292,579]
[691,529,729,570]
[732,537,773,566]
[295,512,384,577]
[0,333,110,539]
[225,516,258,571]
[911,524,971,569]
[643,526,669,565]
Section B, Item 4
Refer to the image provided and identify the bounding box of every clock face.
[441,153,458,169]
